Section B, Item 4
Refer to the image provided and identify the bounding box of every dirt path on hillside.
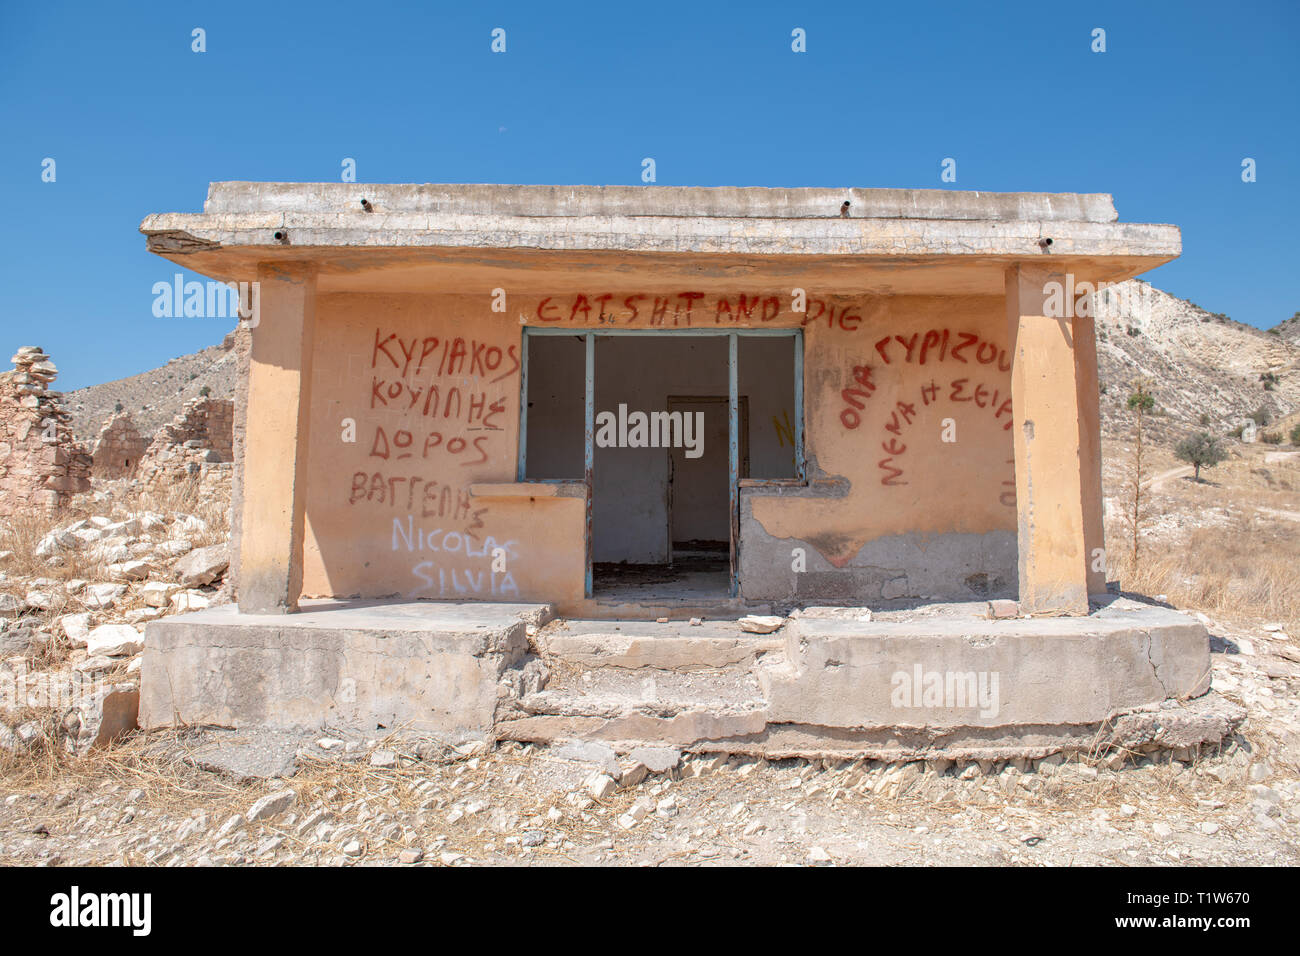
[1143,465,1193,490]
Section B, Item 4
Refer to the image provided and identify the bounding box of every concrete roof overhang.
[140,183,1181,296]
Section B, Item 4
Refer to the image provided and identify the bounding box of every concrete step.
[499,636,780,747]
[537,618,784,671]
[557,596,774,620]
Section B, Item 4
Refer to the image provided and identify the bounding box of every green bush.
[1175,431,1228,480]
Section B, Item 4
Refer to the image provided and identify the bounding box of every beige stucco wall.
[743,295,1017,602]
[291,289,1056,605]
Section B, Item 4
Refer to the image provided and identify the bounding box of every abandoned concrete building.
[135,183,1220,758]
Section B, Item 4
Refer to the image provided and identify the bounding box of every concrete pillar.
[237,263,317,613]
[1005,264,1090,616]
[1073,309,1108,597]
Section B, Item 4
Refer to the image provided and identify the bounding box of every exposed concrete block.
[140,600,546,742]
[760,604,1210,730]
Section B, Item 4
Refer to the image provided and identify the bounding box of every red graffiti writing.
[347,473,488,532]
[371,330,520,384]
[368,427,491,467]
[873,328,1011,371]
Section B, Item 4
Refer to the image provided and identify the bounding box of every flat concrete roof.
[140,182,1181,294]
[197,182,1123,222]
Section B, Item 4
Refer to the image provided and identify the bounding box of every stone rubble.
[2,499,230,755]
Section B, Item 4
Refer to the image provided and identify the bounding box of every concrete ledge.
[140,600,550,742]
[498,693,1243,763]
[141,212,1180,261]
[762,603,1211,729]
[470,481,587,499]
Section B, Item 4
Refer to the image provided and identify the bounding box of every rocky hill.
[1270,313,1300,348]
[1094,280,1299,442]
[63,333,240,442]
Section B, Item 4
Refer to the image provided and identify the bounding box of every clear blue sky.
[2,0,1296,390]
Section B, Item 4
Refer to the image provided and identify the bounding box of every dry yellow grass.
[1107,514,1300,635]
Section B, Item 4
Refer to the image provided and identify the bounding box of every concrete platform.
[500,599,1223,759]
[140,600,553,743]
[139,597,1227,760]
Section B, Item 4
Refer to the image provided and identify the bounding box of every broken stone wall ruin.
[137,396,235,498]
[0,347,92,516]
[90,412,147,478]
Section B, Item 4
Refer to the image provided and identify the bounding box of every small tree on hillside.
[1124,385,1156,570]
[1175,432,1227,481]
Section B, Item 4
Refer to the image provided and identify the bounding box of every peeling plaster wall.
[742,295,1018,603]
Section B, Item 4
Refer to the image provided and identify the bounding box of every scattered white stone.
[172,544,229,587]
[81,582,126,609]
[585,773,617,801]
[35,530,77,558]
[59,612,92,647]
[140,582,180,608]
[75,655,117,675]
[808,846,833,863]
[369,749,398,768]
[153,539,194,559]
[619,762,649,788]
[170,590,210,612]
[0,594,23,619]
[173,514,208,535]
[24,589,57,610]
[85,624,143,658]
[738,614,784,634]
[92,543,132,564]
[108,560,153,581]
[246,790,296,822]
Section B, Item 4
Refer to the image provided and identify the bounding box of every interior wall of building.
[525,334,796,564]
